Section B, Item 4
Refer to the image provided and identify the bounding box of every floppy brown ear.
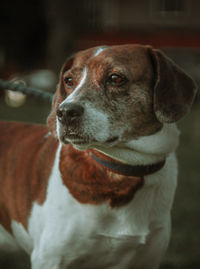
[47,56,74,136]
[148,48,197,123]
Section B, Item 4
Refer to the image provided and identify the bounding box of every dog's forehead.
[71,45,153,79]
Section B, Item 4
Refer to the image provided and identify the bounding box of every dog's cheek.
[105,100,132,133]
[82,103,110,141]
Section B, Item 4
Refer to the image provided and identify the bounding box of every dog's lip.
[61,131,119,146]
[69,136,119,146]
[62,133,89,144]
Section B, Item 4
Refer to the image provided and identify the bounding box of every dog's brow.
[67,67,82,74]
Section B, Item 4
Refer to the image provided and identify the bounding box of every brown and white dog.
[0,45,197,269]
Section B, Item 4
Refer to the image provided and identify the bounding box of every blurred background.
[0,0,200,268]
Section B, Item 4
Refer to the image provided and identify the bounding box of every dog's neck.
[58,125,179,207]
[93,124,180,166]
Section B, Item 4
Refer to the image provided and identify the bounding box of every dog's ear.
[47,56,74,137]
[148,47,197,123]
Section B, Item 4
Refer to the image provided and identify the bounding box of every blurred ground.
[0,93,199,268]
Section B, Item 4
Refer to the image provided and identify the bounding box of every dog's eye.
[64,77,74,88]
[108,74,127,86]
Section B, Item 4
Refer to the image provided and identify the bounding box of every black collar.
[89,151,165,177]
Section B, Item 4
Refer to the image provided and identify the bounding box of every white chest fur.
[24,143,177,269]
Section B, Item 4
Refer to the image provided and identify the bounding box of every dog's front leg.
[133,220,171,269]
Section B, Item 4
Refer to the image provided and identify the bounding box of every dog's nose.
[57,103,84,123]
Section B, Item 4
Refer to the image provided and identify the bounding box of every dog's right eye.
[64,77,74,88]
[107,74,127,87]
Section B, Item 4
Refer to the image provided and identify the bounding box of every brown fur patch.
[59,145,144,207]
[0,122,58,232]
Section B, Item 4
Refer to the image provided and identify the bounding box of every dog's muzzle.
[56,101,118,148]
[56,102,88,146]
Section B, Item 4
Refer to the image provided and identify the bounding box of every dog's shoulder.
[0,121,59,231]
[0,121,52,151]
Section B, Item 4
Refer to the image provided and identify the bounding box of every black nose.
[57,103,84,123]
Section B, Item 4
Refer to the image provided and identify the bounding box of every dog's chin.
[74,136,120,150]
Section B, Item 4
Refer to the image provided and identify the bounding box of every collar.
[88,150,165,177]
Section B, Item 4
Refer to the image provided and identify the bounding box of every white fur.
[95,123,180,165]
[93,47,107,57]
[56,118,61,139]
[82,102,110,142]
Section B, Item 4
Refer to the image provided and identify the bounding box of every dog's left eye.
[107,74,127,86]
[64,77,74,88]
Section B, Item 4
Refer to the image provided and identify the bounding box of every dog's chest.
[27,145,150,268]
[29,186,146,269]
[60,234,142,268]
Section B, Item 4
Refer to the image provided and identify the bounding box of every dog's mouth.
[61,132,89,145]
[105,136,118,144]
[60,129,119,148]
[62,134,118,145]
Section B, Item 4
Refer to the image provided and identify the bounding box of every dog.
[0,44,197,269]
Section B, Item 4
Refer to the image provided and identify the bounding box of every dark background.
[0,0,200,268]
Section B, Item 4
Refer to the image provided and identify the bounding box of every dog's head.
[47,44,197,150]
